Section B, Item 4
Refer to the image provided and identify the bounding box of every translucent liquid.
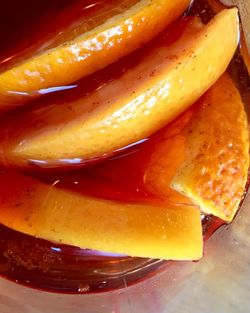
[0,0,248,293]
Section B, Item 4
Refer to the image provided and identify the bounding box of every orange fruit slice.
[0,9,239,169]
[146,74,248,222]
[0,169,202,260]
[172,74,249,222]
[0,0,190,107]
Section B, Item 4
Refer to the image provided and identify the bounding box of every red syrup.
[0,0,249,293]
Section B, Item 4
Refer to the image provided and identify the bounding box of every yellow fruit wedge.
[0,9,240,169]
[170,74,249,222]
[0,169,202,260]
[0,0,190,106]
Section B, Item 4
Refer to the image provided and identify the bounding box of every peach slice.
[0,169,202,260]
[0,0,190,106]
[0,9,239,169]
[145,74,249,222]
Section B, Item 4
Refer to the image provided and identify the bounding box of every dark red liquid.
[0,0,249,294]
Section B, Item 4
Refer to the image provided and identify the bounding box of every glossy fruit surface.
[0,169,202,260]
[0,9,239,169]
[0,0,190,106]
[172,74,249,222]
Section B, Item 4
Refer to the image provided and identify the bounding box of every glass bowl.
[0,0,249,312]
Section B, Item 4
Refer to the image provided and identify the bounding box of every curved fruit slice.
[144,111,195,205]
[172,74,249,222]
[0,170,202,260]
[0,9,239,169]
[147,74,249,222]
[0,0,190,106]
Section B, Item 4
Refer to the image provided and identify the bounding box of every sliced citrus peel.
[0,169,202,260]
[172,74,249,222]
[146,74,249,222]
[0,0,190,106]
[0,9,240,169]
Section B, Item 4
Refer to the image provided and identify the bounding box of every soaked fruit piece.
[0,169,202,260]
[0,0,190,107]
[144,111,195,205]
[170,74,249,222]
[0,9,239,169]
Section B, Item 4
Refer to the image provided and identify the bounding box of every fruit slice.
[172,74,249,222]
[147,74,249,222]
[0,169,202,260]
[0,9,239,169]
[0,0,190,106]
[144,111,196,205]
[207,0,250,74]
